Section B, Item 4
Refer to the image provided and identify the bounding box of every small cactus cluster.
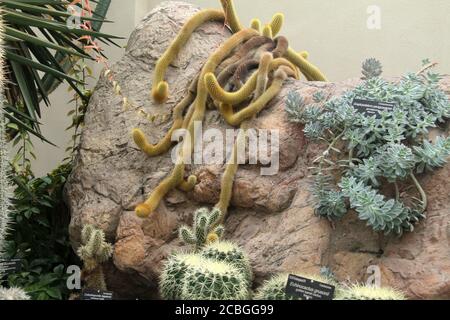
[132,0,327,221]
[77,225,113,291]
[160,209,252,300]
[160,242,252,300]
[178,207,225,251]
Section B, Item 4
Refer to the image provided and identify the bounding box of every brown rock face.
[65,2,450,299]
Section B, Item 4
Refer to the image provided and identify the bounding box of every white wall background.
[30,0,450,176]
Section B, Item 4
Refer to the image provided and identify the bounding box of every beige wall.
[30,0,450,175]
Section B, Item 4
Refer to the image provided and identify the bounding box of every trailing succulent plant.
[361,58,383,80]
[335,284,406,300]
[76,225,113,291]
[178,207,225,251]
[132,0,327,222]
[286,59,450,236]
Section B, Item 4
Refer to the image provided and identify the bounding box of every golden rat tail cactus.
[178,207,225,251]
[151,9,225,103]
[134,0,327,220]
[262,25,273,39]
[77,225,113,291]
[220,0,243,33]
[269,13,284,37]
[220,67,289,126]
[250,18,261,32]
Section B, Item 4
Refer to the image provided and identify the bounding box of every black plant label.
[285,274,335,300]
[80,289,114,300]
[352,98,395,118]
[0,259,22,277]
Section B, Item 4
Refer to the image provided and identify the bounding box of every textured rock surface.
[65,1,450,299]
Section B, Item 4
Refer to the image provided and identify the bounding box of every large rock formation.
[65,1,450,299]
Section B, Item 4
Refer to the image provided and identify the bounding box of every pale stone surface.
[65,1,450,299]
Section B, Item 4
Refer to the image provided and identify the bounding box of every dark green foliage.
[2,0,117,144]
[3,164,78,300]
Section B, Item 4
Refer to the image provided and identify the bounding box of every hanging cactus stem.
[133,0,327,219]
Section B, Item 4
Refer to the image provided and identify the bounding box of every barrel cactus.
[201,241,252,285]
[254,273,337,300]
[180,257,250,300]
[335,284,406,300]
[159,253,200,300]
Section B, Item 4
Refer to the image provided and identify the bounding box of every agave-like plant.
[1,0,119,144]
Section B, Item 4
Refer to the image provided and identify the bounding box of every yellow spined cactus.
[262,24,273,39]
[285,47,327,81]
[151,9,225,103]
[215,128,245,215]
[231,58,259,89]
[220,67,289,126]
[273,36,289,58]
[220,0,243,33]
[135,162,185,218]
[255,52,273,99]
[300,50,309,59]
[179,175,198,192]
[136,29,259,218]
[132,92,194,156]
[269,13,284,37]
[250,19,261,33]
[205,57,298,107]
[219,36,271,72]
[136,1,328,221]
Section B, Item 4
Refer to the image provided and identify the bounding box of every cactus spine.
[151,9,225,103]
[77,225,113,291]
